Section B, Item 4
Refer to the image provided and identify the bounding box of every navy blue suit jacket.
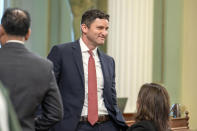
[48,40,128,131]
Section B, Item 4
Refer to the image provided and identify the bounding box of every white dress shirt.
[6,40,24,44]
[80,38,108,116]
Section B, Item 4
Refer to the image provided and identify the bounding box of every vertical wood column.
[108,0,154,112]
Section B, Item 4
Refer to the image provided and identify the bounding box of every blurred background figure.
[128,83,170,131]
[0,82,21,131]
[0,8,63,131]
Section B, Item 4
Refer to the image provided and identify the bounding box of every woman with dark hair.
[128,83,170,131]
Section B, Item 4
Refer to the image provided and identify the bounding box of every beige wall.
[182,0,197,129]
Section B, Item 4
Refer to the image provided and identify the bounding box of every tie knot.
[88,50,93,56]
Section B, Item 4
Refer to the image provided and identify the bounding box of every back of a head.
[1,8,31,36]
[81,9,109,28]
[136,83,170,131]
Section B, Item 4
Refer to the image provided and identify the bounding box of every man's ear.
[81,24,88,34]
[0,25,6,45]
[0,25,5,37]
[25,28,31,41]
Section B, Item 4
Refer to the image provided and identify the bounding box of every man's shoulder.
[0,44,51,66]
[27,51,52,67]
[53,40,79,49]
[48,41,80,57]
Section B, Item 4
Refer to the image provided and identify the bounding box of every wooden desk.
[123,111,189,131]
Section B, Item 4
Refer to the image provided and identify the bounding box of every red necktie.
[88,50,98,125]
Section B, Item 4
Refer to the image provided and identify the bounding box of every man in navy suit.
[48,9,128,131]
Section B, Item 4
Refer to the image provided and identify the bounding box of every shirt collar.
[79,38,97,56]
[6,40,24,44]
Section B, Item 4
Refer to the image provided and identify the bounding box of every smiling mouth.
[99,37,105,40]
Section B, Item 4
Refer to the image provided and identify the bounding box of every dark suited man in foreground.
[0,8,63,131]
[48,9,128,131]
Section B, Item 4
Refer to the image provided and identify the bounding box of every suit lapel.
[72,41,85,86]
[98,49,109,90]
[98,49,114,111]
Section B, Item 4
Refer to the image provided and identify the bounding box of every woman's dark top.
[127,120,157,131]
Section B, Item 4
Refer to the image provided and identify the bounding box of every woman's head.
[136,83,170,131]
